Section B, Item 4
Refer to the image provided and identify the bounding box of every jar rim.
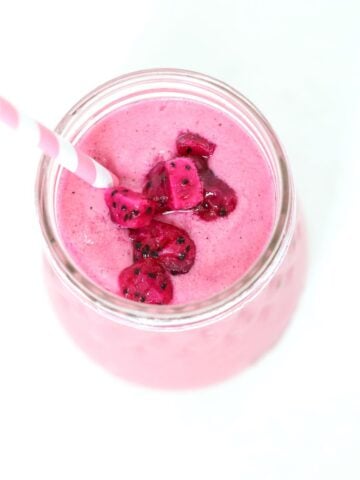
[36,68,295,331]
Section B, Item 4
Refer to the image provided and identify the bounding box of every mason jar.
[36,69,307,389]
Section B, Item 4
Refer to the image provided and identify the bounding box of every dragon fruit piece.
[105,188,156,228]
[142,160,170,213]
[143,157,203,211]
[165,157,203,210]
[176,131,216,159]
[129,220,196,275]
[195,169,237,221]
[118,258,173,304]
[191,155,209,172]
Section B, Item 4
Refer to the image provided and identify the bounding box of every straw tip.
[110,173,121,187]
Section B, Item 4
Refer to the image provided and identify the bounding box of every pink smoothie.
[56,98,275,304]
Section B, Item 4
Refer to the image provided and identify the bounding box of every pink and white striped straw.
[0,96,119,188]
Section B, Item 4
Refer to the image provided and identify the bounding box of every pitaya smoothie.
[56,98,275,304]
[38,70,307,388]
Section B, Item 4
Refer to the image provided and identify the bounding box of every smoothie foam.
[56,98,275,304]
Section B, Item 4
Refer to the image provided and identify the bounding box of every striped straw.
[0,96,119,188]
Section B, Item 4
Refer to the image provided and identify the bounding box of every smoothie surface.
[56,98,276,304]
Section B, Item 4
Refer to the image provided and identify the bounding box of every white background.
[0,1,359,478]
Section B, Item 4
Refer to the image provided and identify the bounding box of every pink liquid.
[56,99,275,303]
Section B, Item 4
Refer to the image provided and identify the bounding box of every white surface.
[0,1,359,478]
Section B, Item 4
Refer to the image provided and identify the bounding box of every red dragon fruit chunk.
[142,160,170,213]
[129,220,196,275]
[118,258,173,304]
[165,157,203,210]
[195,169,237,221]
[105,187,156,228]
[176,131,216,159]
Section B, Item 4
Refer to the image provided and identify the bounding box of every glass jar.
[36,69,307,389]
